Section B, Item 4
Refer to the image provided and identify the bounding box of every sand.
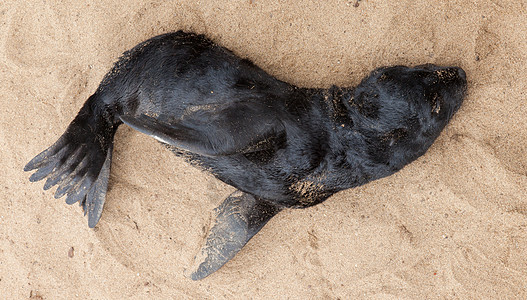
[2,0,527,298]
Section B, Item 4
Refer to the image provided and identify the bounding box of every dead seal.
[24,31,467,280]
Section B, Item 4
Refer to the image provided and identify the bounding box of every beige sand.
[2,1,526,298]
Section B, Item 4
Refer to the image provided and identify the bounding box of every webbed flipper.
[187,191,281,280]
[24,94,118,228]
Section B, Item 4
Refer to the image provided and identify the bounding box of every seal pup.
[24,31,466,280]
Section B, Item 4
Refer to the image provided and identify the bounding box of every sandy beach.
[1,1,526,298]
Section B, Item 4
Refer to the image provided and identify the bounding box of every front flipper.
[120,101,286,157]
[187,191,281,280]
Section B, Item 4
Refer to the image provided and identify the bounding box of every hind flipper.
[25,94,118,227]
[187,191,281,280]
[83,142,113,228]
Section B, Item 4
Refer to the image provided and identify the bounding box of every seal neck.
[313,86,354,126]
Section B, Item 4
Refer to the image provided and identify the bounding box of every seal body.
[25,31,467,280]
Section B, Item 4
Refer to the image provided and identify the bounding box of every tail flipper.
[187,191,281,280]
[24,95,118,227]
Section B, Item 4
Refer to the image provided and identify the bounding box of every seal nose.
[440,67,466,84]
[454,67,466,81]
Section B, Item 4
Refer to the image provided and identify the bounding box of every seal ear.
[120,101,286,157]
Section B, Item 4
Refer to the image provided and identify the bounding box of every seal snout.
[415,64,466,81]
[442,66,466,85]
[435,66,467,119]
[454,66,466,81]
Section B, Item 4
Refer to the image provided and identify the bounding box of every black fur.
[25,31,466,279]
